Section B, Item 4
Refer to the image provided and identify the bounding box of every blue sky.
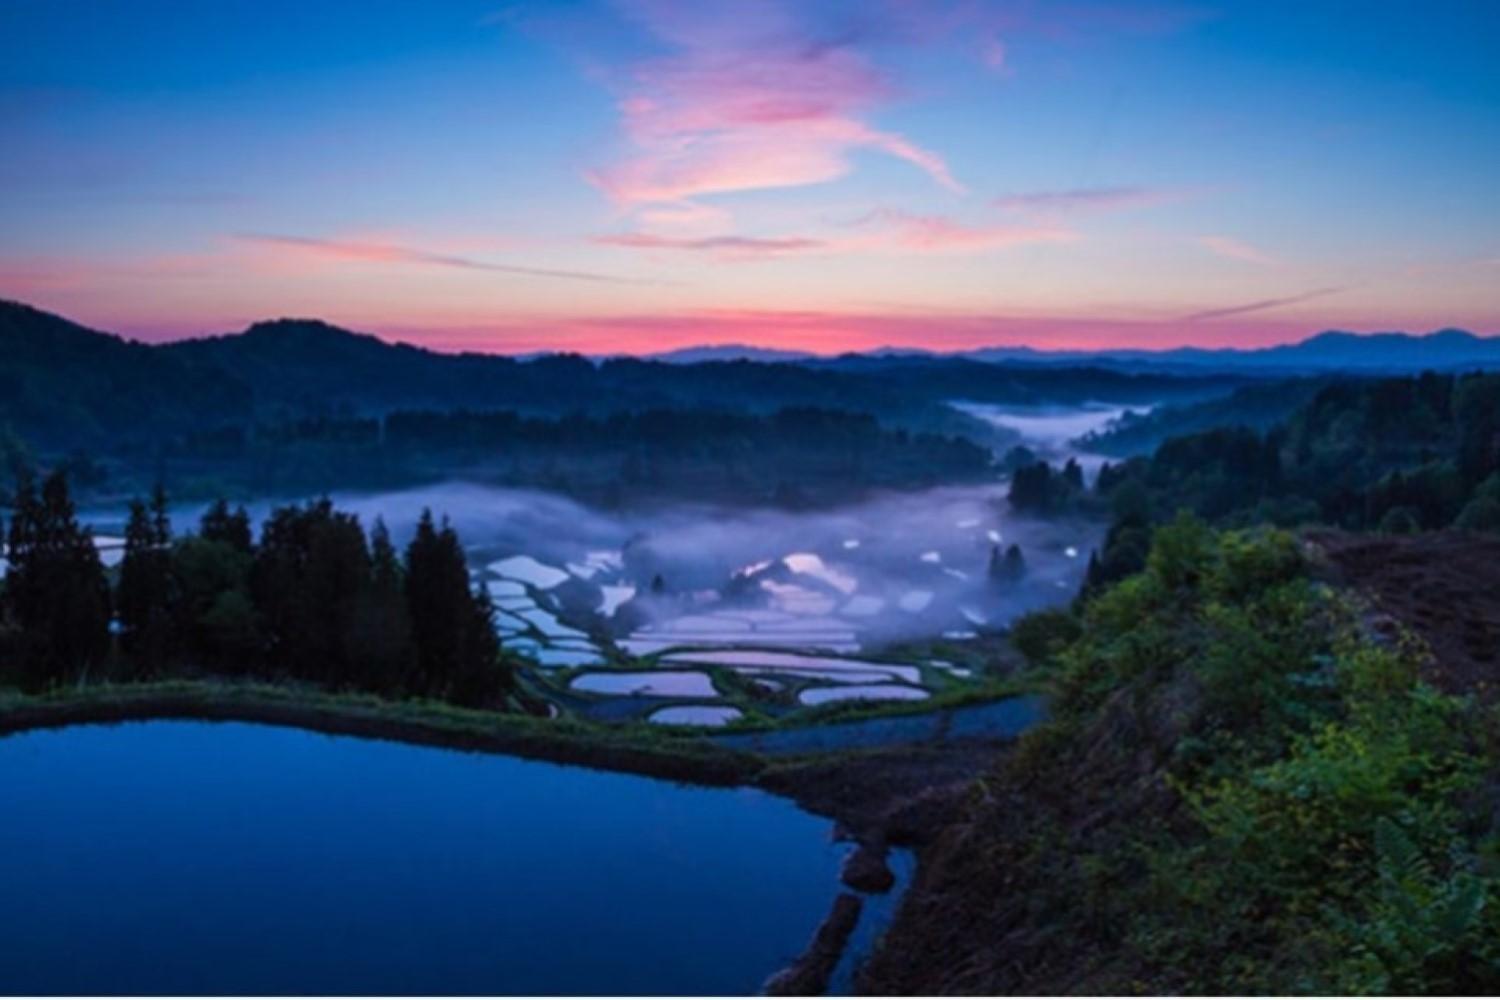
[2,0,1497,353]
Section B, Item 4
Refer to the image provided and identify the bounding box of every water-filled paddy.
[74,405,1112,714]
[662,649,924,685]
[648,705,744,727]
[0,721,848,995]
[799,684,931,706]
[569,670,719,698]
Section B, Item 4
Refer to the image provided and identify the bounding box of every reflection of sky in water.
[799,684,930,706]
[0,721,844,994]
[647,705,743,727]
[570,671,719,697]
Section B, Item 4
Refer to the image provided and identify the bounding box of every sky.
[2,0,1498,355]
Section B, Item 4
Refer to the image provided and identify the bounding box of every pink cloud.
[635,200,733,232]
[589,1,962,210]
[1197,234,1278,266]
[981,34,1009,72]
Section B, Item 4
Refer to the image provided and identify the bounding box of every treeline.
[0,473,510,707]
[1006,456,1090,515]
[1079,376,1335,456]
[1002,371,1500,598]
[163,405,996,506]
[1105,371,1500,530]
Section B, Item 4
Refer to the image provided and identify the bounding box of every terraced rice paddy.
[646,705,744,727]
[570,671,720,698]
[798,684,931,706]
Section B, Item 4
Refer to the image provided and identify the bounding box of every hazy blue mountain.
[958,328,1500,372]
[645,344,817,364]
[641,328,1500,374]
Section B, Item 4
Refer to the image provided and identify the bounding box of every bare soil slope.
[1308,530,1500,703]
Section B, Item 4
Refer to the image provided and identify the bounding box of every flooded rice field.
[70,405,1123,723]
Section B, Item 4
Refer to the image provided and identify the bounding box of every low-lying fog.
[955,401,1133,476]
[74,403,1131,657]
[334,480,1095,651]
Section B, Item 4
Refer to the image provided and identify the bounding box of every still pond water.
[0,721,848,995]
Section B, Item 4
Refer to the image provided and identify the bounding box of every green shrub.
[1009,608,1082,665]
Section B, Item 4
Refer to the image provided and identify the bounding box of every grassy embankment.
[862,516,1500,994]
[0,679,761,786]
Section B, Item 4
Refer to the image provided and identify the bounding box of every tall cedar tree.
[116,484,175,673]
[200,498,253,552]
[169,502,259,674]
[3,471,110,688]
[345,518,416,693]
[404,510,506,706]
[250,499,369,685]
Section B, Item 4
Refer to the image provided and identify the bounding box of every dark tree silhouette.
[116,486,175,674]
[2,471,110,688]
[200,498,253,553]
[404,509,507,706]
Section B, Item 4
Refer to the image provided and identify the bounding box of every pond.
[0,721,851,995]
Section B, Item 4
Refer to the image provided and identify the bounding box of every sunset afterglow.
[3,0,1498,353]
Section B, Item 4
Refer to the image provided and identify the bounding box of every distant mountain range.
[645,343,817,364]
[4,295,1494,453]
[954,329,1500,372]
[647,329,1500,373]
[2,299,1230,453]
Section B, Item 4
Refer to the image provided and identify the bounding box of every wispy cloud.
[234,233,646,285]
[595,210,1072,261]
[995,185,1186,216]
[1197,234,1278,266]
[1181,286,1348,322]
[870,210,1074,252]
[588,1,961,212]
[593,232,825,258]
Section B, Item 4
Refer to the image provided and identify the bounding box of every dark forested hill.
[0,300,1240,453]
[0,300,252,449]
[1080,376,1338,456]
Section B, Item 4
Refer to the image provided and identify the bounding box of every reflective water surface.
[0,721,847,995]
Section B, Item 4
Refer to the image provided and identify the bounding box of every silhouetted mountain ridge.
[0,300,1239,458]
[0,299,252,448]
[645,343,817,364]
[955,328,1500,371]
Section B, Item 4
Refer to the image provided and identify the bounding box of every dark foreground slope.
[1310,530,1500,704]
[862,520,1500,994]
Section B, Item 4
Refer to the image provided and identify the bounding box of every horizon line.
[3,296,1494,361]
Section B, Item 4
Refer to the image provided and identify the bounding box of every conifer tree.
[117,488,175,673]
[346,518,415,693]
[3,470,110,688]
[200,498,253,553]
[404,509,504,705]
